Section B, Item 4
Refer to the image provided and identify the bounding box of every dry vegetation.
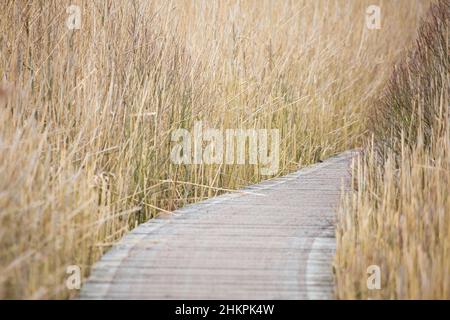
[335,0,449,299]
[0,0,430,299]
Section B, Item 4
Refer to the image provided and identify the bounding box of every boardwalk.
[80,151,356,299]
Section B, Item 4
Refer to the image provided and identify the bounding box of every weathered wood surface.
[80,151,356,300]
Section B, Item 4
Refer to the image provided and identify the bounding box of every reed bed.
[0,0,428,298]
[335,0,449,299]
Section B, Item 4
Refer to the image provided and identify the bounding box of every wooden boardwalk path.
[80,151,356,299]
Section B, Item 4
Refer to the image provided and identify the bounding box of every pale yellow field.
[335,0,449,299]
[0,0,432,298]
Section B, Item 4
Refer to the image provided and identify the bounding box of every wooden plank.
[80,151,356,300]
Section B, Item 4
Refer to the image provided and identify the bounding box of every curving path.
[80,151,356,299]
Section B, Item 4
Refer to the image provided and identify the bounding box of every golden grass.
[335,135,450,299]
[0,0,429,299]
[335,0,449,299]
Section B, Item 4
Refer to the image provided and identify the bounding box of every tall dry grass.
[0,0,428,299]
[335,0,449,299]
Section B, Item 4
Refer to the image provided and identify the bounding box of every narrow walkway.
[80,151,356,299]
